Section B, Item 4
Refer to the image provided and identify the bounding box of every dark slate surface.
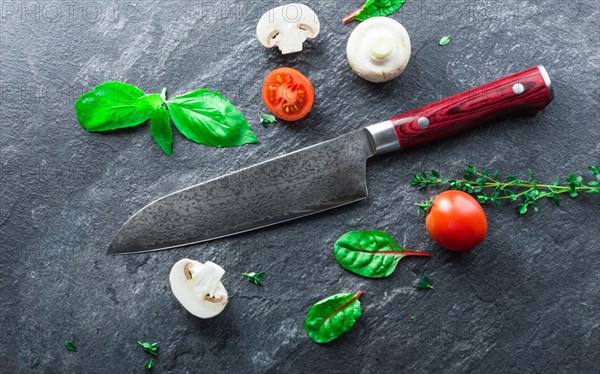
[1,1,599,373]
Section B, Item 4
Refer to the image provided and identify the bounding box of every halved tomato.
[262,67,314,121]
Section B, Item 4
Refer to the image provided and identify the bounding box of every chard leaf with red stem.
[334,230,430,278]
[305,291,364,343]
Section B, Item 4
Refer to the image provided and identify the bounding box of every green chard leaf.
[242,271,265,285]
[439,35,452,46]
[150,106,173,156]
[65,340,78,352]
[75,82,162,132]
[415,275,433,289]
[143,358,155,370]
[334,231,430,278]
[343,0,407,24]
[168,89,259,147]
[305,291,363,343]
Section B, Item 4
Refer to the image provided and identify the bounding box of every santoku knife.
[109,65,553,254]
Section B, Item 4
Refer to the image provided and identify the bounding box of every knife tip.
[107,233,131,255]
[107,224,140,255]
[106,242,120,255]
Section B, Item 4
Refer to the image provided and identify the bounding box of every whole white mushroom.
[256,3,320,54]
[346,17,411,83]
[169,259,228,319]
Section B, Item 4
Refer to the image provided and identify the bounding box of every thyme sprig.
[412,165,600,215]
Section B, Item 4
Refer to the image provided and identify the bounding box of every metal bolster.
[537,65,554,101]
[365,120,401,155]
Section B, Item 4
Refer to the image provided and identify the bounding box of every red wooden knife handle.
[389,65,553,150]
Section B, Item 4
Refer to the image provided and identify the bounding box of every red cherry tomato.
[425,190,488,251]
[262,67,314,121]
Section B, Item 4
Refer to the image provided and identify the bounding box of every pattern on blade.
[110,130,375,253]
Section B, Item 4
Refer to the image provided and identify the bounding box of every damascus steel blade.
[108,129,375,254]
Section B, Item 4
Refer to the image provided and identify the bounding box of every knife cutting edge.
[108,65,553,254]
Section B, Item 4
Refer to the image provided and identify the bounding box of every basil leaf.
[439,35,452,46]
[65,340,77,352]
[75,82,162,132]
[343,0,407,24]
[305,291,363,343]
[333,230,430,278]
[168,89,259,147]
[150,106,173,156]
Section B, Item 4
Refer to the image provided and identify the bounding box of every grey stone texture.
[1,0,599,373]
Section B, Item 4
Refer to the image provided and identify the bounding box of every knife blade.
[109,65,553,254]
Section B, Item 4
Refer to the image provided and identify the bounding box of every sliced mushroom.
[256,3,320,54]
[346,17,411,83]
[169,259,228,319]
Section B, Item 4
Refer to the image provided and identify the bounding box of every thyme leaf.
[439,35,452,46]
[65,340,77,352]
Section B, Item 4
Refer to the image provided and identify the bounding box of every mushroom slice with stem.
[169,259,228,319]
[256,3,320,54]
[346,17,411,83]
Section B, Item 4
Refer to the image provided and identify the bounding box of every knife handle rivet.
[513,83,525,95]
[417,117,430,129]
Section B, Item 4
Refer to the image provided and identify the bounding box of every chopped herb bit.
[65,340,77,352]
[415,275,433,289]
[439,35,452,46]
[410,314,417,320]
[259,113,277,126]
[138,341,159,356]
[143,358,155,370]
[242,272,265,285]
